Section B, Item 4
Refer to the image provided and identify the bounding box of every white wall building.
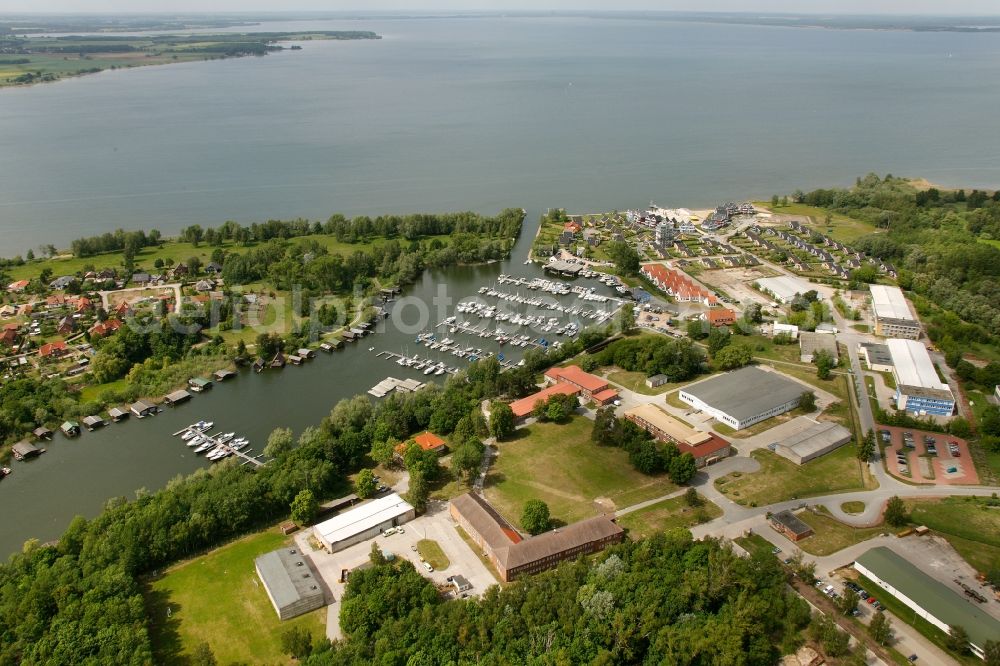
[887,338,954,416]
[756,275,815,304]
[313,493,416,553]
[870,284,920,339]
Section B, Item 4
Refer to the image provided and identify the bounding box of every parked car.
[423,562,434,572]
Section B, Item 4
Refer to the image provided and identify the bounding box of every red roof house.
[39,340,68,358]
[395,430,448,456]
[707,308,736,327]
[543,365,614,402]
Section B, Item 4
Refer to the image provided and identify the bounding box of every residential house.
[57,316,76,335]
[7,280,29,293]
[39,341,68,358]
[49,275,76,290]
[706,308,736,327]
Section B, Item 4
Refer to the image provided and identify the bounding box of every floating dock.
[172,425,265,467]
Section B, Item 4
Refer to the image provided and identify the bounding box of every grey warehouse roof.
[856,547,1000,650]
[778,420,852,459]
[255,548,323,610]
[682,366,805,423]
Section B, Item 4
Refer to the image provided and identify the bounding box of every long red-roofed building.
[640,263,717,306]
[543,365,618,404]
[508,383,581,421]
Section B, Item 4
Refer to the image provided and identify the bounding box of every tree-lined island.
[0,29,380,88]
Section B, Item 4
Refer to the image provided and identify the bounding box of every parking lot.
[293,498,499,640]
[878,425,978,485]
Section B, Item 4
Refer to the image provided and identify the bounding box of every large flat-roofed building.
[450,493,624,582]
[678,366,806,431]
[855,547,1000,660]
[313,493,415,553]
[773,419,853,465]
[887,339,955,417]
[870,285,920,339]
[799,331,839,364]
[859,342,894,373]
[624,403,731,467]
[756,275,814,304]
[254,547,326,620]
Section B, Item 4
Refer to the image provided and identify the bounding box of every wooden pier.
[172,425,265,467]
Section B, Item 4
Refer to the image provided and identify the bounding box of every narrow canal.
[0,212,627,555]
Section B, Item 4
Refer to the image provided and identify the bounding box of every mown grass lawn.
[794,508,884,556]
[146,530,325,665]
[616,493,722,540]
[484,415,676,526]
[906,496,1000,573]
[754,202,880,243]
[606,370,685,396]
[714,446,873,507]
[416,539,451,570]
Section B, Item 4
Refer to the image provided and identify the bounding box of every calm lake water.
[2,16,1000,254]
[2,15,1000,554]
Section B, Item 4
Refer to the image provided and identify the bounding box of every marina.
[171,421,265,467]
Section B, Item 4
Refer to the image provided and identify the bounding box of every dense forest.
[304,531,817,665]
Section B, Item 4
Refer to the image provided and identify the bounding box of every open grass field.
[416,539,451,570]
[714,446,873,507]
[616,493,722,540]
[754,202,880,244]
[605,370,684,396]
[484,415,677,526]
[794,508,884,556]
[905,497,1000,573]
[146,530,325,665]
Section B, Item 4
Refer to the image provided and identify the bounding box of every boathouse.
[32,426,53,440]
[213,369,237,381]
[12,441,41,460]
[130,400,157,417]
[108,406,129,422]
[288,354,303,366]
[296,348,315,359]
[270,352,286,369]
[61,421,81,437]
[188,377,213,392]
[82,415,105,431]
[164,389,192,406]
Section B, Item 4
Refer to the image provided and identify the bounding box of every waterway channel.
[0,215,626,555]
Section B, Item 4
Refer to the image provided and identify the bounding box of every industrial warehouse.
[886,338,955,417]
[254,547,325,620]
[855,548,1000,660]
[678,366,807,431]
[450,493,624,582]
[313,493,416,553]
[870,284,921,339]
[768,417,853,465]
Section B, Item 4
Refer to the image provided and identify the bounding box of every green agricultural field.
[714,446,873,507]
[906,497,1000,573]
[484,416,676,526]
[794,508,884,556]
[616,493,722,540]
[146,530,325,665]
